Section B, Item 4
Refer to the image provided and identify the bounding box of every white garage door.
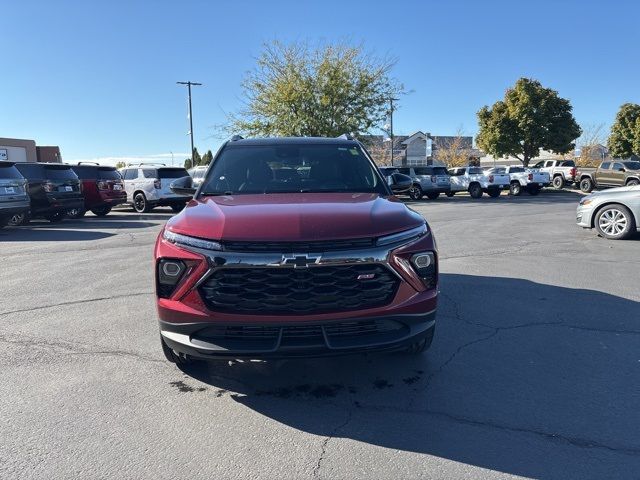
[0,146,28,162]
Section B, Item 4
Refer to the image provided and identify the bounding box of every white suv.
[120,164,191,213]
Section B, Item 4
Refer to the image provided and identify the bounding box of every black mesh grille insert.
[198,264,399,314]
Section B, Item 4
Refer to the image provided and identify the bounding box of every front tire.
[133,193,151,213]
[626,179,639,187]
[527,186,541,195]
[445,192,455,197]
[161,336,193,365]
[426,192,440,200]
[580,177,594,193]
[487,188,501,198]
[469,183,483,199]
[509,181,522,196]
[595,205,635,240]
[171,203,185,213]
[552,175,564,189]
[408,185,423,200]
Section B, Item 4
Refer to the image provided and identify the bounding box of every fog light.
[157,259,187,298]
[162,261,183,277]
[412,253,433,269]
[410,252,436,288]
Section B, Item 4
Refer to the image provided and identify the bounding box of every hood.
[165,193,425,242]
[589,185,640,197]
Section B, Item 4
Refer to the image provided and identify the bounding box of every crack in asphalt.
[0,292,154,317]
[312,407,354,479]
[0,333,165,364]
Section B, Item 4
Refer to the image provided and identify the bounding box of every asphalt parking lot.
[1,191,639,480]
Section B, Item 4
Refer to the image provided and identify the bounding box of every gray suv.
[0,162,30,228]
[392,166,451,200]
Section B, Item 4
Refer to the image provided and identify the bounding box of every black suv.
[0,162,30,228]
[14,163,84,223]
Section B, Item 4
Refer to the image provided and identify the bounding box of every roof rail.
[126,162,167,167]
[337,133,354,140]
[77,161,100,165]
[230,135,244,142]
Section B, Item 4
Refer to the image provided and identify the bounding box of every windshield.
[623,161,640,170]
[200,144,386,195]
[0,164,24,179]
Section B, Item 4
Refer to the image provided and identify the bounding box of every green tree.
[114,161,126,169]
[608,103,640,158]
[201,149,213,165]
[476,78,581,166]
[226,40,403,137]
[184,148,202,168]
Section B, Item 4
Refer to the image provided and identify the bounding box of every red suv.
[69,163,126,217]
[155,136,438,364]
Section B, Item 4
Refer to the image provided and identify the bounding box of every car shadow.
[0,218,159,241]
[176,273,640,479]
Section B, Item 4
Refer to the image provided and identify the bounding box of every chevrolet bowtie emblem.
[281,253,321,268]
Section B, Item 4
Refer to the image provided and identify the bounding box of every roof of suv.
[227,136,360,147]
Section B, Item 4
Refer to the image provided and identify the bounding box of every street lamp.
[177,81,202,169]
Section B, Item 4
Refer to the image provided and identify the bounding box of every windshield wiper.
[200,191,234,196]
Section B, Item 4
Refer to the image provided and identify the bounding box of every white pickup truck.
[531,159,578,189]
[485,166,550,196]
[447,166,510,198]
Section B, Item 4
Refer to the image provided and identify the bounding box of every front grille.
[198,264,399,314]
[221,238,375,252]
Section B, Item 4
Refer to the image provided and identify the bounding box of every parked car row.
[379,165,551,200]
[0,161,192,228]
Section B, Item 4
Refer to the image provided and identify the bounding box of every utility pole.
[389,97,398,165]
[177,81,202,169]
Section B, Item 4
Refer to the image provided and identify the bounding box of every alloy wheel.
[598,209,628,237]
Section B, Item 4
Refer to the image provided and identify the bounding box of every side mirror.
[618,167,625,172]
[170,176,196,196]
[389,173,413,194]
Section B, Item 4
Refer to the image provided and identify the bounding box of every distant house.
[359,131,479,166]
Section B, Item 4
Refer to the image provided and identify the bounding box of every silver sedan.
[576,185,640,239]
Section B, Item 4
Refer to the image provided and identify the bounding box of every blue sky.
[1,0,639,165]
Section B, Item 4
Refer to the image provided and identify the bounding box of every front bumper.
[160,310,436,358]
[576,204,594,228]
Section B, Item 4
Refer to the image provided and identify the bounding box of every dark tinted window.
[600,162,611,170]
[613,162,624,170]
[395,168,411,175]
[142,169,157,178]
[509,167,525,173]
[560,160,575,167]
[431,167,449,175]
[200,144,386,195]
[413,167,432,175]
[43,166,78,180]
[71,165,98,179]
[623,161,640,170]
[0,163,24,179]
[97,168,121,180]
[468,167,483,174]
[15,163,43,178]
[158,168,188,179]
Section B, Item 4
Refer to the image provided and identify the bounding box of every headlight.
[411,252,437,288]
[579,198,593,206]
[162,229,222,251]
[377,224,428,246]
